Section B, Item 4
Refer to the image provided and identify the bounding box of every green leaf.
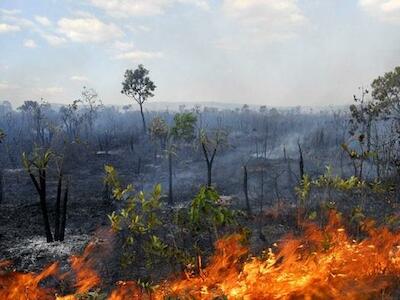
[308,211,317,220]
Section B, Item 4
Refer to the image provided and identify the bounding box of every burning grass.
[2,212,400,299]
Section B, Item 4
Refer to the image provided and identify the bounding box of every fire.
[0,242,100,300]
[0,262,58,300]
[68,243,100,294]
[151,216,400,299]
[2,213,400,299]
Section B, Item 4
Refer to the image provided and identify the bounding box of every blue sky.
[0,0,399,107]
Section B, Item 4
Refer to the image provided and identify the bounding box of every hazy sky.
[0,0,399,107]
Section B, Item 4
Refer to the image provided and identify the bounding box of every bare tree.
[60,100,82,141]
[22,149,69,242]
[243,164,251,214]
[80,87,103,140]
[22,149,54,242]
[199,129,227,187]
[165,142,176,205]
[298,140,304,180]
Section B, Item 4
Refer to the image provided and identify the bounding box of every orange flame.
[0,242,100,300]
[0,262,58,300]
[152,213,400,299]
[109,281,144,300]
[2,213,400,299]
[69,242,100,294]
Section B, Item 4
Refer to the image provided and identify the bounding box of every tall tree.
[18,99,49,145]
[370,66,400,177]
[352,66,400,177]
[371,66,400,121]
[349,87,379,152]
[149,116,169,151]
[121,65,156,133]
[80,87,103,140]
[171,112,198,143]
[60,100,82,141]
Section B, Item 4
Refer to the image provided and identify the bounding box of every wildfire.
[0,242,100,300]
[2,213,400,299]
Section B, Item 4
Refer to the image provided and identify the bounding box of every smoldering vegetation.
[0,101,386,262]
[1,65,400,298]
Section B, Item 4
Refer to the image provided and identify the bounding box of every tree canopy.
[371,66,400,119]
[171,112,197,143]
[121,64,156,133]
[121,65,156,105]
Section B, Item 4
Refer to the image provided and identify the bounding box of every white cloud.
[0,23,20,33]
[179,0,209,10]
[138,25,151,32]
[58,16,123,42]
[35,16,52,26]
[112,40,163,62]
[0,83,9,90]
[70,75,89,82]
[125,24,152,33]
[24,39,37,48]
[0,64,9,70]
[1,13,35,29]
[359,0,400,24]
[115,50,164,61]
[113,40,135,51]
[36,86,64,96]
[0,9,21,16]
[222,0,306,40]
[88,0,165,16]
[0,81,19,91]
[13,14,122,46]
[40,33,67,46]
[87,0,209,17]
